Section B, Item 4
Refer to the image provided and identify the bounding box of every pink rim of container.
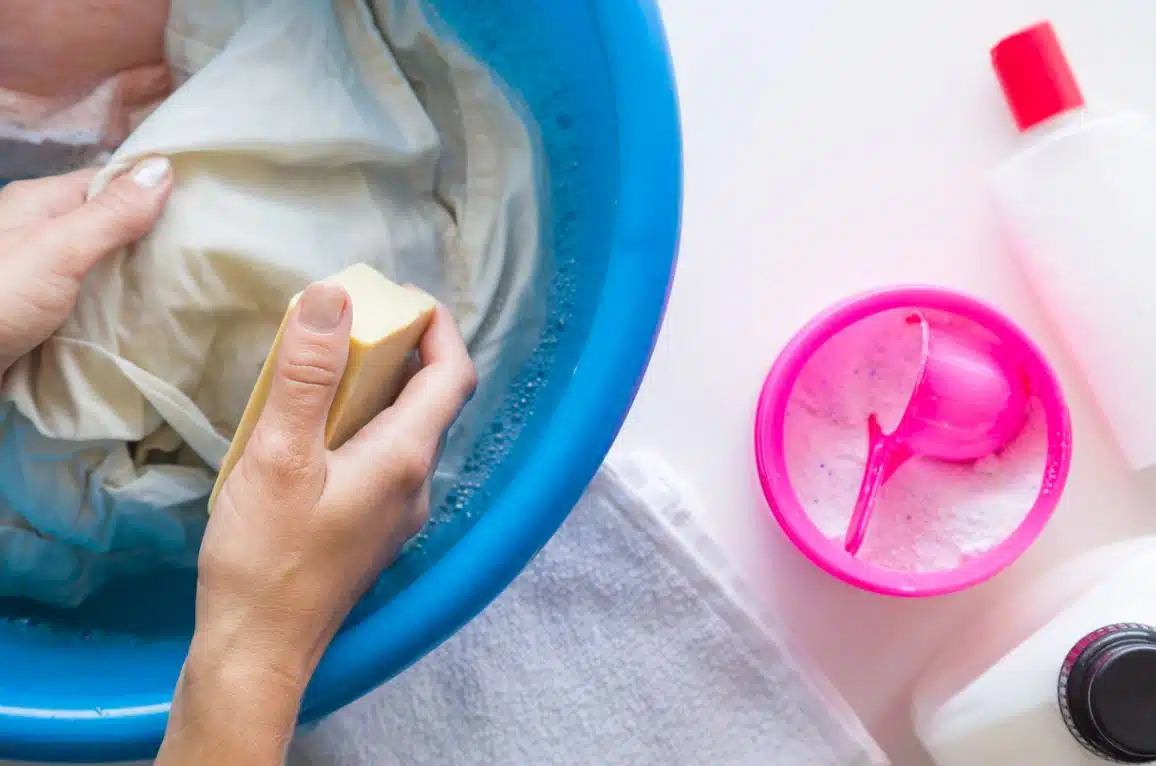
[753,285,1073,597]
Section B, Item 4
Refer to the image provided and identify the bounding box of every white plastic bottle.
[990,21,1156,469]
[913,536,1156,764]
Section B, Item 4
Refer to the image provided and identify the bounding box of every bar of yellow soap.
[209,263,438,510]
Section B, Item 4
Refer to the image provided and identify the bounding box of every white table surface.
[8,4,1156,766]
[616,1,1156,763]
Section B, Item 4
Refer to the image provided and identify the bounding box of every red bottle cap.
[991,21,1085,132]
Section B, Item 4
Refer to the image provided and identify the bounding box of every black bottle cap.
[1060,624,1156,762]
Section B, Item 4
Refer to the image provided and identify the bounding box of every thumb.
[258,282,352,457]
[37,156,173,279]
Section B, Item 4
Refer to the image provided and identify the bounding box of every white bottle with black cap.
[913,535,1156,764]
[990,20,1156,469]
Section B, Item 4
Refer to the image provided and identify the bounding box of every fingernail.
[298,282,347,332]
[131,157,171,188]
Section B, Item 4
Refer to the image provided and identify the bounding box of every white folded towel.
[290,452,888,766]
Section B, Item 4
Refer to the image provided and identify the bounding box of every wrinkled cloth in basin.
[0,0,542,606]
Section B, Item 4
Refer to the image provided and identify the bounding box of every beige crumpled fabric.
[0,0,541,606]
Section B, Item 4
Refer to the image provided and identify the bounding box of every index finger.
[338,304,476,464]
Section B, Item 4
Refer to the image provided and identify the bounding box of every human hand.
[0,158,173,376]
[0,0,169,99]
[195,283,477,690]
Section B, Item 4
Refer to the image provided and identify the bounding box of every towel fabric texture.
[291,452,888,766]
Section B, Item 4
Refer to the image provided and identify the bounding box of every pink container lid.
[753,285,1072,597]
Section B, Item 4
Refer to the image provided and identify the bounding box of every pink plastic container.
[754,286,1072,597]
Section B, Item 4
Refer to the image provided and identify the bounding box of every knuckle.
[282,359,341,392]
[275,352,342,413]
[281,339,342,390]
[457,358,479,399]
[89,188,150,238]
[248,427,313,483]
[278,372,335,414]
[391,446,432,491]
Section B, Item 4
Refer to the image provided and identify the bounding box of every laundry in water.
[0,0,543,606]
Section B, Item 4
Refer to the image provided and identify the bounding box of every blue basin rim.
[0,0,682,760]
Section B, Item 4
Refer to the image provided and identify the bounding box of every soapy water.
[0,0,619,638]
[352,0,620,618]
[783,308,1048,573]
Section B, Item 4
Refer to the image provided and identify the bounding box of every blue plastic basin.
[0,0,681,761]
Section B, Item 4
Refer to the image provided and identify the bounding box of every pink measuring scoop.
[843,312,1031,554]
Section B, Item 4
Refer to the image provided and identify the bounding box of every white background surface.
[9,4,1156,766]
[617,1,1156,763]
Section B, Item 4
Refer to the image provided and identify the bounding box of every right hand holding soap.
[200,280,476,687]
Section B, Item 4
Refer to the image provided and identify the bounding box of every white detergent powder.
[783,309,1047,573]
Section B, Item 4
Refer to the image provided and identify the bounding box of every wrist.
[188,603,324,695]
[183,637,307,719]
[192,567,346,687]
[159,631,309,765]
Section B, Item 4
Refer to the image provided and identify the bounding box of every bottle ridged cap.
[992,21,1085,131]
